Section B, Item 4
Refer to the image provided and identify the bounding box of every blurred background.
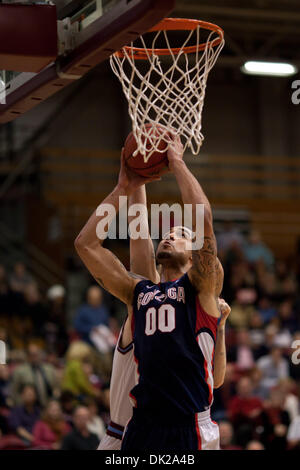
[0,0,300,451]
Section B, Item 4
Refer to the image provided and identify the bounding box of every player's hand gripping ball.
[123,123,172,177]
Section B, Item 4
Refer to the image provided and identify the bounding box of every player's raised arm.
[74,150,160,305]
[167,136,217,293]
[129,185,160,283]
[118,184,160,350]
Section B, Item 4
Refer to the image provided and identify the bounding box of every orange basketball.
[124,124,170,177]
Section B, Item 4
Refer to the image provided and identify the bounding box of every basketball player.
[75,135,228,450]
[97,184,231,451]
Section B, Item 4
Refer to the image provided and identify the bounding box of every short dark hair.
[72,405,89,417]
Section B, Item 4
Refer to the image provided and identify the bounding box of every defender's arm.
[213,299,230,388]
[119,186,161,349]
[129,185,160,283]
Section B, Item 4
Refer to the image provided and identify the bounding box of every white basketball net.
[110,22,225,162]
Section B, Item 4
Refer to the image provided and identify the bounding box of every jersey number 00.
[145,305,176,335]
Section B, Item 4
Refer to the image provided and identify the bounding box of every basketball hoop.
[110,18,225,161]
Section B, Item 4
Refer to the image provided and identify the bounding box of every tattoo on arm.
[192,236,217,279]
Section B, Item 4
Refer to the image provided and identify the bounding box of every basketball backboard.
[0,0,175,123]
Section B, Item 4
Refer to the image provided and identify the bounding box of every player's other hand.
[167,134,184,172]
[218,298,231,327]
[117,148,161,194]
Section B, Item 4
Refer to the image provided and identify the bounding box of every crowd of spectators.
[214,228,300,450]
[0,262,112,450]
[0,227,299,450]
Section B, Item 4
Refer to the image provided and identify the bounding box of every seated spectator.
[257,346,289,391]
[249,367,269,401]
[8,384,40,446]
[60,391,76,427]
[216,221,245,254]
[257,263,277,295]
[263,388,290,426]
[61,341,101,400]
[11,343,58,407]
[32,399,70,449]
[9,262,33,294]
[228,376,264,427]
[243,230,274,269]
[227,302,254,330]
[7,349,27,377]
[248,312,268,360]
[277,378,299,422]
[61,406,99,450]
[261,388,290,450]
[0,263,27,320]
[275,259,289,283]
[74,285,115,381]
[287,415,300,450]
[225,261,256,309]
[212,363,237,421]
[245,440,265,450]
[45,285,69,356]
[257,324,278,358]
[257,297,277,325]
[84,397,106,442]
[281,277,298,298]
[274,260,298,299]
[227,329,255,372]
[74,286,109,346]
[97,382,110,421]
[22,283,48,338]
[10,317,33,351]
[219,421,242,450]
[275,300,299,337]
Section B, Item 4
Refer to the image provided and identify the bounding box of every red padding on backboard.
[0,4,58,73]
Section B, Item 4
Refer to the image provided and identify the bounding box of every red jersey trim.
[195,296,218,342]
[195,414,202,450]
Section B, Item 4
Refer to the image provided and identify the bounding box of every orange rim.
[114,18,224,60]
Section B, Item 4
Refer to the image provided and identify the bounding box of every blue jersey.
[130,273,219,419]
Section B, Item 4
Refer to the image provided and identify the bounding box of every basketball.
[124,123,170,177]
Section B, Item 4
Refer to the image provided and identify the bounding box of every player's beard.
[156,249,188,267]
